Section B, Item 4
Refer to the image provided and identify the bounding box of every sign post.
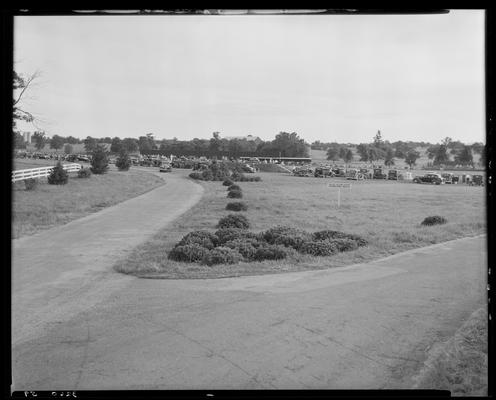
[328,182,352,208]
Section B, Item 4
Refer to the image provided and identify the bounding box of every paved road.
[12,169,203,347]
[12,225,486,390]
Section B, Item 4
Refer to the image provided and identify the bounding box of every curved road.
[12,170,486,391]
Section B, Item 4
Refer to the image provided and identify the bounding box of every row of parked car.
[294,165,484,186]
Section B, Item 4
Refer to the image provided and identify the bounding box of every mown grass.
[413,307,487,396]
[114,172,485,278]
[12,167,164,239]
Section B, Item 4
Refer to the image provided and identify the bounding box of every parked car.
[471,175,484,186]
[388,169,400,180]
[413,173,444,185]
[314,166,334,178]
[441,173,455,184]
[345,168,365,180]
[159,162,172,172]
[373,168,387,179]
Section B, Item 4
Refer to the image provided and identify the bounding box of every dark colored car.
[413,173,444,185]
[471,175,484,186]
[314,167,333,178]
[373,168,387,179]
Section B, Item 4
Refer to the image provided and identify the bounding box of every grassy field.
[12,167,165,239]
[115,171,485,278]
[413,307,487,395]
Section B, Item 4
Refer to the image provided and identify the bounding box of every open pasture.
[115,171,485,278]
[12,167,165,239]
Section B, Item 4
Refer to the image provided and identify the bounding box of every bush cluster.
[202,247,243,266]
[217,214,250,230]
[48,162,68,185]
[421,216,447,226]
[227,190,243,199]
[168,243,209,263]
[223,179,233,186]
[176,230,218,249]
[226,202,248,212]
[115,151,131,171]
[77,167,92,178]
[227,184,241,192]
[299,240,339,256]
[187,161,261,182]
[214,228,259,245]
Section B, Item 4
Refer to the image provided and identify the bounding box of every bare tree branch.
[13,70,40,106]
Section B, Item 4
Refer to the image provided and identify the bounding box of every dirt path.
[12,233,486,391]
[12,169,204,347]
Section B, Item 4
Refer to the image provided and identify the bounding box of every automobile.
[331,167,346,177]
[159,162,172,172]
[359,168,371,179]
[314,166,334,178]
[65,154,78,162]
[77,155,90,162]
[413,173,444,185]
[373,168,387,179]
[242,164,256,173]
[293,166,313,177]
[388,169,400,180]
[471,175,484,186]
[345,168,365,180]
[441,173,455,184]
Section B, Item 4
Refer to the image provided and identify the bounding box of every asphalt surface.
[12,170,487,391]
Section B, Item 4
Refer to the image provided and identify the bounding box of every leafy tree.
[90,144,109,174]
[65,136,81,144]
[50,134,65,152]
[384,147,395,167]
[271,132,308,157]
[47,161,68,185]
[122,138,139,153]
[338,146,347,161]
[356,143,369,161]
[441,137,452,147]
[404,149,420,168]
[115,149,131,171]
[344,149,353,164]
[373,130,383,147]
[138,135,155,153]
[110,137,122,154]
[433,144,450,165]
[209,132,222,157]
[32,131,46,150]
[454,145,473,166]
[84,136,98,153]
[14,132,26,149]
[13,70,40,130]
[64,144,73,154]
[326,145,340,161]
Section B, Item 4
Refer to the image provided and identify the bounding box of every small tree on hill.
[384,147,395,167]
[47,161,68,185]
[115,149,131,171]
[64,143,73,155]
[404,149,420,168]
[90,144,109,174]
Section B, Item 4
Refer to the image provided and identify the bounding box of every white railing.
[12,163,82,182]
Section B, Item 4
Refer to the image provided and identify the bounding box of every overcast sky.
[14,10,485,144]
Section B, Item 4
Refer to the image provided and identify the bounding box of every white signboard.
[328,183,352,188]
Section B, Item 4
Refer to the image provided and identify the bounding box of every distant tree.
[404,149,420,168]
[32,131,46,150]
[373,130,383,147]
[344,149,353,164]
[326,145,340,161]
[64,144,73,154]
[471,142,484,154]
[209,132,222,157]
[441,137,452,147]
[115,149,131,171]
[90,144,109,174]
[426,144,439,160]
[384,147,395,167]
[454,145,473,166]
[110,137,123,154]
[479,146,485,166]
[122,138,139,153]
[14,132,26,149]
[338,146,347,161]
[84,136,98,153]
[356,143,369,161]
[433,144,450,165]
[50,135,65,152]
[138,135,155,153]
[65,136,81,144]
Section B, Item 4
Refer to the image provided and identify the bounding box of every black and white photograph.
[10,9,489,396]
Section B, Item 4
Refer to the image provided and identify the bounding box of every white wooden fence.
[12,163,82,182]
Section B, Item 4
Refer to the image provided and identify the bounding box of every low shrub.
[263,226,310,244]
[223,179,233,186]
[273,233,310,250]
[226,202,248,212]
[224,239,259,260]
[201,169,214,181]
[215,228,259,244]
[227,184,241,191]
[227,190,243,199]
[168,243,209,263]
[115,151,131,171]
[90,145,109,175]
[313,230,367,247]
[189,172,203,180]
[202,247,243,266]
[230,171,244,182]
[77,167,92,178]
[421,216,447,226]
[239,175,262,182]
[299,240,339,256]
[332,238,359,252]
[47,161,68,185]
[24,178,38,191]
[217,214,250,229]
[254,244,288,261]
[176,230,218,249]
